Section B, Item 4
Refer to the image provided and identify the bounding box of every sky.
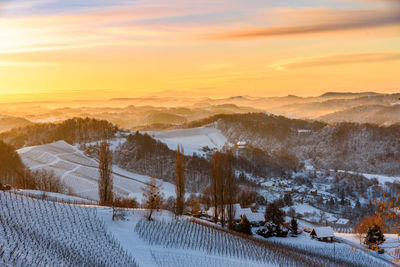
[0,0,399,102]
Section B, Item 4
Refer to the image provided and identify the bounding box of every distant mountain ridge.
[320,92,382,98]
[0,116,33,133]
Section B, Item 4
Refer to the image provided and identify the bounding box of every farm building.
[310,227,334,242]
[336,218,351,225]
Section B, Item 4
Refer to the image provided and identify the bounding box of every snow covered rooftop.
[311,227,334,238]
[336,218,350,225]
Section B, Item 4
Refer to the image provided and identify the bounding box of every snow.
[17,140,176,202]
[336,218,350,225]
[297,129,311,133]
[311,227,334,238]
[336,233,400,263]
[206,204,264,222]
[268,232,390,266]
[144,126,229,156]
[99,208,272,267]
[0,191,391,266]
[336,169,400,184]
[10,189,96,204]
[283,203,337,222]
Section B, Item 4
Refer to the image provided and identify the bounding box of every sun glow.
[0,0,399,102]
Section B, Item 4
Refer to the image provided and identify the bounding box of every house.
[310,190,318,196]
[310,227,334,242]
[284,189,293,194]
[336,218,351,225]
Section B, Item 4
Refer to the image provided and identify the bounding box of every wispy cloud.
[269,52,400,70]
[210,7,400,39]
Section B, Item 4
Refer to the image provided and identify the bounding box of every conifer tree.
[290,217,298,236]
[237,214,252,235]
[364,224,385,252]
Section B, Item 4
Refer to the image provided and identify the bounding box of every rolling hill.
[17,141,175,202]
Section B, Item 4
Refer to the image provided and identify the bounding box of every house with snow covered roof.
[335,218,351,225]
[205,204,264,223]
[310,226,334,242]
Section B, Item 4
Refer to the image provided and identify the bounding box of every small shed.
[310,227,334,242]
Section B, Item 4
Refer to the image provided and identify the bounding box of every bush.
[234,215,252,235]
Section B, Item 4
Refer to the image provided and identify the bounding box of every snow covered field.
[17,141,175,201]
[145,126,229,156]
[0,191,392,267]
[10,189,96,204]
[336,233,400,264]
[0,191,137,266]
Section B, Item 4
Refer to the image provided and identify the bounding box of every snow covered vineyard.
[0,191,137,266]
[0,191,391,267]
[17,141,175,202]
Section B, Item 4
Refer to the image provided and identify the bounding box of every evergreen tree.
[265,201,284,227]
[355,200,361,209]
[364,224,385,252]
[174,145,186,215]
[290,217,298,236]
[284,193,293,206]
[329,197,335,206]
[98,140,113,205]
[340,188,345,205]
[236,214,252,235]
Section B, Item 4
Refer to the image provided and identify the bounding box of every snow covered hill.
[0,191,137,266]
[0,191,391,267]
[145,126,229,155]
[17,141,175,201]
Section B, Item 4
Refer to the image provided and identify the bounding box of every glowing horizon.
[0,0,399,102]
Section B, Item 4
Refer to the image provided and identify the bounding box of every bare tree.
[142,176,162,221]
[211,152,223,223]
[224,150,237,229]
[174,145,186,215]
[98,140,113,205]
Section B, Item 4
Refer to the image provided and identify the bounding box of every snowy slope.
[17,141,175,202]
[0,191,137,266]
[0,191,390,267]
[145,126,229,155]
[336,233,400,263]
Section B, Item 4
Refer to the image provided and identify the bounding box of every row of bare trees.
[210,150,238,229]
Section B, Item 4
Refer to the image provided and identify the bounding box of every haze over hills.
[0,92,399,129]
[0,116,33,133]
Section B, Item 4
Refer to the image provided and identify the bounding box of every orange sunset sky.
[0,0,399,102]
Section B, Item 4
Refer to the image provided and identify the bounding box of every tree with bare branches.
[211,152,223,224]
[174,145,186,215]
[142,176,163,221]
[224,150,238,229]
[98,140,113,205]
